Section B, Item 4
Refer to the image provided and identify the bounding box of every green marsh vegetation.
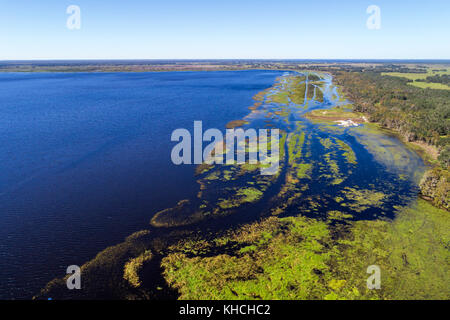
[338,187,386,213]
[349,125,425,182]
[149,74,326,228]
[225,120,249,129]
[39,198,449,300]
[124,250,153,288]
[37,69,449,300]
[335,139,357,165]
[304,106,366,124]
[266,75,307,106]
[217,187,264,210]
[161,199,449,300]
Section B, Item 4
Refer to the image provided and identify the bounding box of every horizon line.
[1,58,450,63]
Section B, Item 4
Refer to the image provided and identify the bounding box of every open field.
[382,68,450,90]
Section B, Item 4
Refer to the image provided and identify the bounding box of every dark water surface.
[0,71,286,299]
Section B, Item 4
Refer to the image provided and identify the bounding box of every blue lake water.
[0,70,286,299]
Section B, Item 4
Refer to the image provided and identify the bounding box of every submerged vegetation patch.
[150,199,204,227]
[225,120,249,129]
[266,75,308,106]
[124,250,153,288]
[335,139,358,165]
[349,124,425,181]
[217,187,264,210]
[339,187,386,213]
[161,199,450,300]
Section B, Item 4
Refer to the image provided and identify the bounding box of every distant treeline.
[304,64,428,74]
[416,74,450,85]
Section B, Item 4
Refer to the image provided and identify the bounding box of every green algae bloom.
[123,250,153,288]
[161,200,450,300]
[335,139,357,165]
[218,187,264,210]
[339,187,386,212]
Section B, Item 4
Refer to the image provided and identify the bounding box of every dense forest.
[334,70,449,209]
[417,74,450,85]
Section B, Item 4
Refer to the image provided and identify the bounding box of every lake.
[0,70,287,299]
[0,70,425,299]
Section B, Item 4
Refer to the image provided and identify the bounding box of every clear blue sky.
[0,0,449,60]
